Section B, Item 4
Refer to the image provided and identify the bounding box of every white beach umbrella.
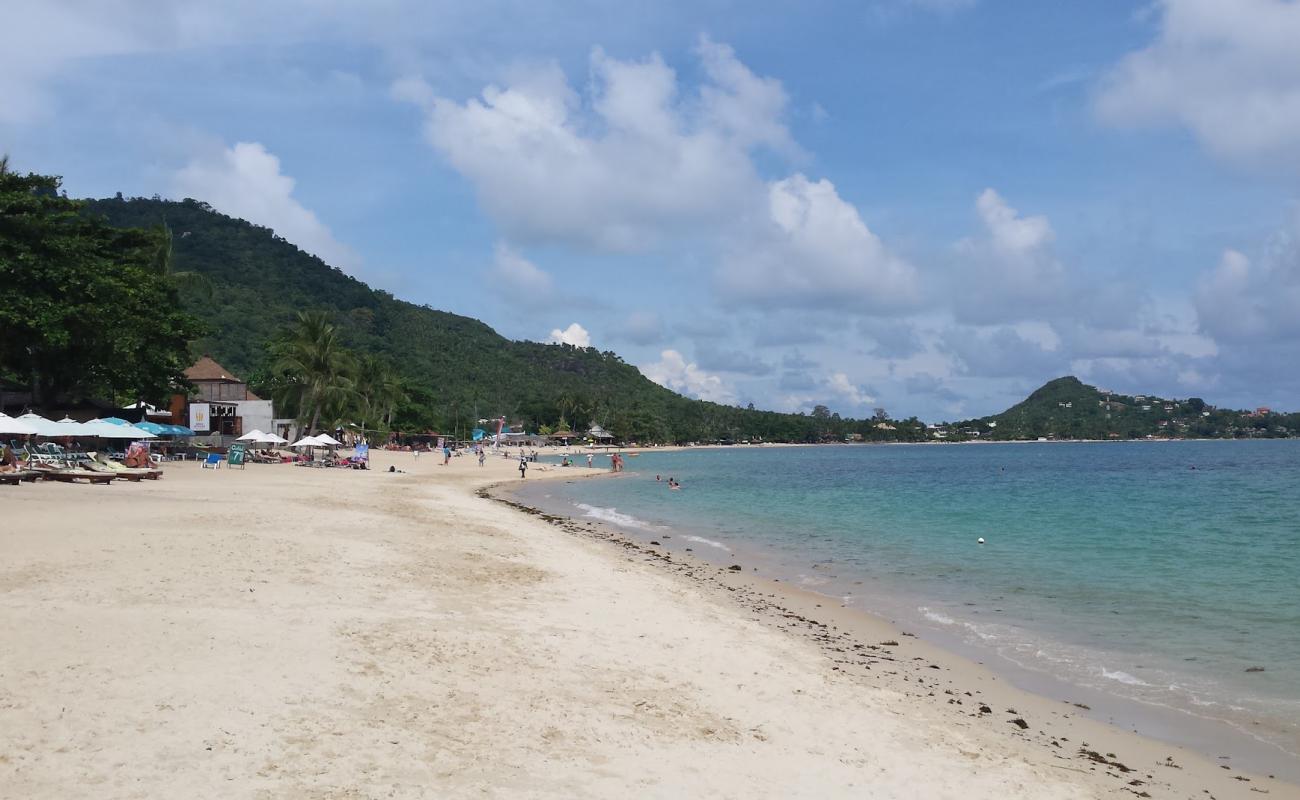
[55,417,93,436]
[254,432,288,444]
[314,433,343,446]
[236,429,266,441]
[289,435,323,448]
[16,413,64,437]
[0,413,39,436]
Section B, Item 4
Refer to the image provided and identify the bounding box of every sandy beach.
[1,450,1292,799]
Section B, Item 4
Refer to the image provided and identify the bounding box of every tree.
[355,354,407,434]
[0,166,203,406]
[271,311,356,433]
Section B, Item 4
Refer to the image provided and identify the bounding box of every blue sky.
[5,0,1300,420]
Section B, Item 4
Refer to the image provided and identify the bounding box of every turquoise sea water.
[520,441,1300,771]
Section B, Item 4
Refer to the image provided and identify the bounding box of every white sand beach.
[0,451,1292,799]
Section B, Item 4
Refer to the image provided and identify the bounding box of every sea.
[515,441,1300,778]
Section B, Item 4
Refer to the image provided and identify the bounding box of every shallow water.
[525,441,1300,770]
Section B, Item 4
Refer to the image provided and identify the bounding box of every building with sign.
[172,356,274,438]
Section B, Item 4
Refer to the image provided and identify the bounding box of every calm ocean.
[519,441,1300,773]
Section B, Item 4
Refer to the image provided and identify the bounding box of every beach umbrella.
[0,413,39,435]
[237,429,266,441]
[290,435,323,447]
[162,424,195,436]
[314,433,343,446]
[254,432,287,444]
[86,418,156,439]
[55,417,93,436]
[132,420,168,435]
[16,413,64,437]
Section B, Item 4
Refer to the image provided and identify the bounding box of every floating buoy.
[977,537,985,545]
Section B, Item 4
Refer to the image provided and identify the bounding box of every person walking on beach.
[586,453,593,468]
[443,444,452,465]
[478,448,486,467]
[518,455,528,479]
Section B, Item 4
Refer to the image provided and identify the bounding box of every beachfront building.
[172,356,274,439]
[587,424,615,444]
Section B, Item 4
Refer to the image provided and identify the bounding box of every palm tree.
[355,354,407,433]
[272,311,356,434]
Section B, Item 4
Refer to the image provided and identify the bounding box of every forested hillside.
[85,196,927,443]
[953,376,1299,440]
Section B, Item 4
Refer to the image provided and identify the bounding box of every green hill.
[83,196,928,443]
[956,376,1298,440]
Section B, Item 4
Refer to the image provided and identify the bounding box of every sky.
[4,0,1300,420]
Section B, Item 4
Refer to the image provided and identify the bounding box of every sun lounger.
[39,468,115,485]
[90,454,162,480]
[201,453,222,470]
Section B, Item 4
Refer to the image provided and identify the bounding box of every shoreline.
[488,472,1300,797]
[2,450,1294,798]
[505,470,1300,780]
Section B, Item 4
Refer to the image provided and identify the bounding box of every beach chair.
[201,453,222,470]
[90,453,162,480]
[37,465,115,485]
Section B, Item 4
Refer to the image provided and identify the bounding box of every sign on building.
[189,402,211,432]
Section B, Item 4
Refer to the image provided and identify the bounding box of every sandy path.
[0,451,1286,798]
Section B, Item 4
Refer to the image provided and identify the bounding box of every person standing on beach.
[518,455,528,478]
[478,449,486,467]
[587,453,593,468]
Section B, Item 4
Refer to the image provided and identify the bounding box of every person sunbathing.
[0,445,19,473]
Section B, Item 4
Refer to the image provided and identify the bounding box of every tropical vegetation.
[0,164,202,407]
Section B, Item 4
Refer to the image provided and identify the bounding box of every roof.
[183,356,262,401]
[185,356,242,383]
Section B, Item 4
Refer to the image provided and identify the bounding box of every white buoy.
[977,537,985,545]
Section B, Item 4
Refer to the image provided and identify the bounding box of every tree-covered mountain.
[84,196,928,443]
[950,376,1298,440]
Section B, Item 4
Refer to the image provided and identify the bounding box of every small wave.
[682,534,728,550]
[920,607,955,625]
[575,503,654,530]
[1101,667,1150,686]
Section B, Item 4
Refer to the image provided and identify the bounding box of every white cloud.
[547,322,592,348]
[490,243,553,296]
[641,349,736,404]
[718,174,919,312]
[1096,0,1300,165]
[827,372,876,407]
[405,38,792,251]
[172,141,358,269]
[1194,211,1300,344]
[953,188,1066,323]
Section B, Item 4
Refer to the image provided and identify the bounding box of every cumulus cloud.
[1195,231,1300,344]
[173,141,358,269]
[718,174,919,312]
[404,38,792,251]
[827,372,876,407]
[641,349,736,404]
[1096,0,1300,166]
[490,243,553,296]
[953,188,1066,323]
[548,322,592,347]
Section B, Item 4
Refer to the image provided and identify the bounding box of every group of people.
[655,474,682,490]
